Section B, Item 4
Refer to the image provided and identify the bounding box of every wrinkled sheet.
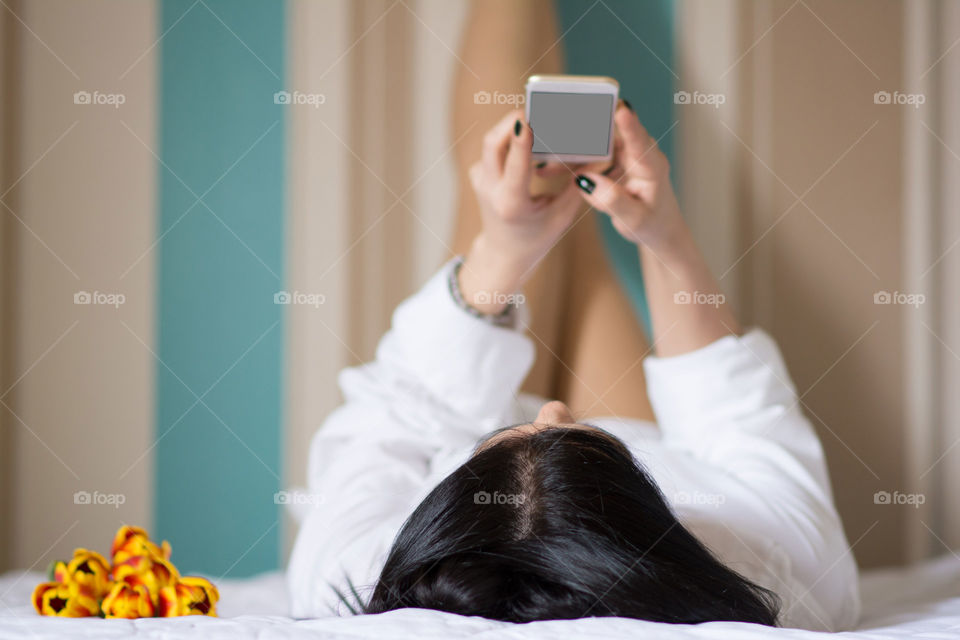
[2,554,958,639]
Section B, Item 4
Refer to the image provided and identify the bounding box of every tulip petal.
[32,582,55,614]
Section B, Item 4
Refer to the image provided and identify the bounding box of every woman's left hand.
[572,104,686,254]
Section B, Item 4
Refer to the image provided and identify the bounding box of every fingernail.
[535,161,547,169]
[514,119,522,136]
[601,164,615,176]
[622,99,633,112]
[575,175,596,194]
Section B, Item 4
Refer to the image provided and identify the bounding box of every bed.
[1,554,958,639]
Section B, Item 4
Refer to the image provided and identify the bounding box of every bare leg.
[557,215,655,422]
[450,1,654,421]
[451,0,568,399]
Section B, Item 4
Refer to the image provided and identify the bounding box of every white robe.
[287,260,861,631]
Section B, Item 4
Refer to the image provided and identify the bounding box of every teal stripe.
[556,0,676,335]
[156,0,285,576]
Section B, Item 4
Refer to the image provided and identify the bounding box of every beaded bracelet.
[448,257,517,328]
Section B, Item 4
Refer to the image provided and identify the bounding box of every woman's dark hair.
[360,427,780,625]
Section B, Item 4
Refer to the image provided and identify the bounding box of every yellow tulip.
[157,576,220,617]
[31,526,220,620]
[102,582,155,619]
[32,581,99,617]
[52,548,112,600]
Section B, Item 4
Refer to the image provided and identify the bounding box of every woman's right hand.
[459,110,582,314]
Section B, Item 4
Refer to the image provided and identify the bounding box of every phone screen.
[529,91,614,156]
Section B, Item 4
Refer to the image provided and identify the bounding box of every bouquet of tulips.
[32,525,219,618]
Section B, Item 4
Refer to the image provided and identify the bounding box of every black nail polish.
[575,175,596,194]
[535,161,547,169]
[514,119,522,136]
[601,164,616,176]
[622,99,633,112]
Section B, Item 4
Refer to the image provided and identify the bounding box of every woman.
[287,105,861,630]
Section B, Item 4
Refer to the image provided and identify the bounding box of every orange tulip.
[102,582,155,619]
[157,576,219,617]
[110,525,171,564]
[111,553,179,606]
[32,581,99,617]
[52,548,112,600]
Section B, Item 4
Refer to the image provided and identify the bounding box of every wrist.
[465,233,538,285]
[641,217,696,266]
[458,235,533,315]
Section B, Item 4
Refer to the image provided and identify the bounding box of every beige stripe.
[3,0,156,569]
[285,0,353,559]
[283,0,468,558]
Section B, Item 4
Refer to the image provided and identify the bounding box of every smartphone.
[525,75,619,164]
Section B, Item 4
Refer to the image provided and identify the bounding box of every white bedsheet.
[2,554,959,639]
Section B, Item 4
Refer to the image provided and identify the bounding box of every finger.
[601,162,625,181]
[614,104,667,180]
[468,162,485,191]
[530,177,579,208]
[481,109,524,179]
[551,179,584,216]
[533,161,572,177]
[607,133,625,172]
[614,101,651,156]
[574,170,651,234]
[502,115,533,195]
[578,158,614,176]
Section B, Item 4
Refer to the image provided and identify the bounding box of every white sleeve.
[643,329,860,630]
[286,260,535,617]
[643,329,829,490]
